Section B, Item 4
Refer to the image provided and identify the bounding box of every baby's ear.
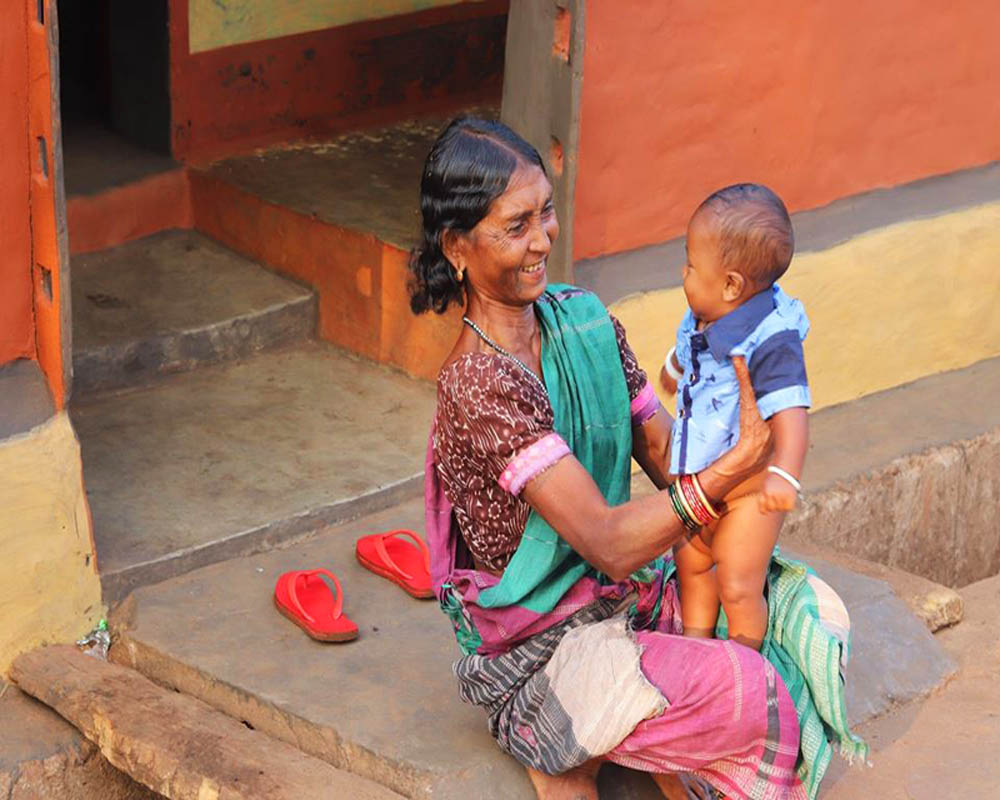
[722,271,746,302]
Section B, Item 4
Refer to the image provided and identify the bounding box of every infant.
[661,183,810,650]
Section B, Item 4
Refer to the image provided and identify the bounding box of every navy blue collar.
[700,288,775,361]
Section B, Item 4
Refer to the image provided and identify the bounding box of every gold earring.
[456,266,465,282]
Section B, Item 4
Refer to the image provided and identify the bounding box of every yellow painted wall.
[189,0,478,53]
[0,413,103,676]
[611,202,1000,414]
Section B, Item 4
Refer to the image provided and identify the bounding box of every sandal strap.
[373,529,430,581]
[287,568,344,623]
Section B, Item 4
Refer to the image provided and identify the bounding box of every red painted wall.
[0,1,36,366]
[169,0,508,163]
[574,1,1000,259]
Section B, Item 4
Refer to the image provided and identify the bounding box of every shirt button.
[678,409,685,418]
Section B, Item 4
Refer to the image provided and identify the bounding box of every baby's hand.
[759,471,798,513]
[659,347,683,395]
[659,364,678,395]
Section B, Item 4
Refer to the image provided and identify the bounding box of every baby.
[661,183,809,651]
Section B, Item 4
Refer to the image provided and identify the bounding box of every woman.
[411,118,856,800]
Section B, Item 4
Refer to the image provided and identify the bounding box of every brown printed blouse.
[433,316,658,572]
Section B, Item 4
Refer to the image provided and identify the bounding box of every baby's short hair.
[694,183,794,287]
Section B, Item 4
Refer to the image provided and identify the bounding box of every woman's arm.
[631,407,673,491]
[523,357,771,581]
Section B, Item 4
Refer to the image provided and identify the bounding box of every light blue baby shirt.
[670,284,811,475]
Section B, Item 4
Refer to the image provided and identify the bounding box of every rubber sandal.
[355,529,433,599]
[273,569,359,642]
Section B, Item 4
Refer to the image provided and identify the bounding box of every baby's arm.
[758,407,809,513]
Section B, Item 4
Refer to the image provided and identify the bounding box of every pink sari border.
[498,433,571,495]
[630,381,660,426]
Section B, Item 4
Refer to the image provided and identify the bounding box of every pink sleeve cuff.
[630,381,660,426]
[498,433,571,495]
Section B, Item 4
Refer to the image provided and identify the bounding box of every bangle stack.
[667,473,720,530]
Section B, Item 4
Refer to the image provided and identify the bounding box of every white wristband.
[767,465,802,493]
[664,347,684,381]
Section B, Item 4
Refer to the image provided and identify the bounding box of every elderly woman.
[412,118,858,800]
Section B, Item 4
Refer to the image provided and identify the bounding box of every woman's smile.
[520,259,546,279]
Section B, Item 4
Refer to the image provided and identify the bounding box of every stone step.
[72,229,316,396]
[110,495,955,800]
[72,340,436,605]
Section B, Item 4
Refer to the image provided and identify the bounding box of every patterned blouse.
[433,316,659,572]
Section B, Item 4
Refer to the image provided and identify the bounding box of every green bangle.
[667,481,700,531]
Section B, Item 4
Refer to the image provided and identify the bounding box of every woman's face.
[454,164,559,308]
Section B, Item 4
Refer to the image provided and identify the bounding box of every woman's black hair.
[409,116,546,315]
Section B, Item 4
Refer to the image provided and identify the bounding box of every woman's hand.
[521,357,772,582]
[710,356,772,483]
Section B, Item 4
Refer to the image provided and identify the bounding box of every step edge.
[111,634,443,799]
[101,472,423,607]
[73,295,318,397]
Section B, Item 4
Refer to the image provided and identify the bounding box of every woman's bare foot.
[652,772,717,800]
[527,759,601,800]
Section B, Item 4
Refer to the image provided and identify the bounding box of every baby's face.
[681,212,730,323]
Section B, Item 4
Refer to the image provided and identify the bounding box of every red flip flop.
[273,569,359,642]
[355,530,433,599]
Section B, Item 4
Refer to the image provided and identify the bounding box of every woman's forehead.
[491,165,551,216]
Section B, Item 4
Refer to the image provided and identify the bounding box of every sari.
[426,285,861,799]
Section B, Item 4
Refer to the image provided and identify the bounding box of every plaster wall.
[171,0,507,162]
[0,0,36,366]
[188,0,478,52]
[611,202,1000,413]
[574,1,1000,260]
[0,413,103,676]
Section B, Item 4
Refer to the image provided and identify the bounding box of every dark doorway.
[58,0,175,196]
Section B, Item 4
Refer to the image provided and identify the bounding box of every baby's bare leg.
[673,530,719,638]
[711,496,783,651]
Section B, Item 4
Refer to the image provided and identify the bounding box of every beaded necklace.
[462,316,547,395]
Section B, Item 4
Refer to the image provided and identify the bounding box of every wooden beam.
[10,646,404,800]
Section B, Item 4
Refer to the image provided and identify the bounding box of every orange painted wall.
[169,0,507,163]
[574,1,1000,260]
[28,1,66,405]
[67,168,193,255]
[189,170,458,379]
[0,1,36,366]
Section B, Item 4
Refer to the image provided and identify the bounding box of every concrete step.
[72,340,436,605]
[72,229,316,396]
[189,108,498,380]
[110,495,955,800]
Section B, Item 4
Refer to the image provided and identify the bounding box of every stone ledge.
[785,425,1000,588]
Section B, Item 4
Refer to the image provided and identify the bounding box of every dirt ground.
[821,573,1000,799]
